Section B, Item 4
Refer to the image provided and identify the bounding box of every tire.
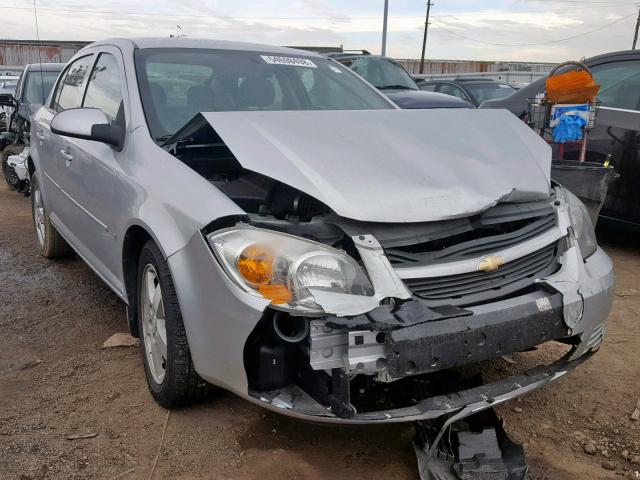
[30,172,73,258]
[137,240,213,407]
[2,144,26,191]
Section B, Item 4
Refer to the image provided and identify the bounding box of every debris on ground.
[102,333,139,349]
[18,359,42,370]
[631,399,640,421]
[414,408,528,480]
[584,442,597,455]
[615,288,639,297]
[500,355,518,365]
[67,432,99,441]
[602,460,616,471]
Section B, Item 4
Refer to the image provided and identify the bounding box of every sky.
[1,0,639,62]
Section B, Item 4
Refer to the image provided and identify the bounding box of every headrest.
[237,77,275,108]
[187,85,216,110]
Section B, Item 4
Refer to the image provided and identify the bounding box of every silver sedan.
[29,37,614,424]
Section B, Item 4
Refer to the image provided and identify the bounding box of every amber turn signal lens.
[237,244,274,285]
[258,284,293,304]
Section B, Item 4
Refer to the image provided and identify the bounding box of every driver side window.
[83,53,125,124]
[51,54,94,113]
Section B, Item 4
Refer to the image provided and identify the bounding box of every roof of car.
[330,54,396,62]
[85,37,323,57]
[453,77,496,82]
[24,63,65,72]
[420,78,511,86]
[585,49,640,65]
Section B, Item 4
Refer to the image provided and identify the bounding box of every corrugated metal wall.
[0,41,89,66]
[397,59,556,75]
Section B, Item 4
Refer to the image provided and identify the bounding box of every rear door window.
[419,83,437,92]
[591,60,640,110]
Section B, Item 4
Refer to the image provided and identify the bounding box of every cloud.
[1,0,637,62]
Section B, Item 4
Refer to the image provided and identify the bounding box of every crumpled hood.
[201,109,551,223]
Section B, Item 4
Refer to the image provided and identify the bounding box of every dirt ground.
[0,181,639,480]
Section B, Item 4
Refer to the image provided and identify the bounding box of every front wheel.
[137,240,213,407]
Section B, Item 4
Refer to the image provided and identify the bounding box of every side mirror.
[0,93,16,108]
[51,108,124,150]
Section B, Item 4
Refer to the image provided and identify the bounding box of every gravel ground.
[0,182,639,480]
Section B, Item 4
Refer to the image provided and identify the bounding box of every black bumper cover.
[385,293,569,379]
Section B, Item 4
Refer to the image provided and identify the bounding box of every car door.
[55,48,129,293]
[436,83,471,103]
[32,54,95,235]
[564,59,640,224]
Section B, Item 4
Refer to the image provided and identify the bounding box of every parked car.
[0,77,18,95]
[0,63,64,192]
[29,38,613,425]
[0,77,18,131]
[481,50,640,226]
[416,78,517,107]
[328,53,473,109]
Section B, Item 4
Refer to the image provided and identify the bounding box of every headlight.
[563,188,597,259]
[207,227,374,313]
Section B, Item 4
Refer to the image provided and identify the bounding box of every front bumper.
[170,223,614,424]
[249,349,593,424]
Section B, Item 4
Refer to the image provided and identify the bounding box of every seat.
[187,85,217,113]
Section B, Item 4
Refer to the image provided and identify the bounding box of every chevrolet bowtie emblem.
[478,255,505,272]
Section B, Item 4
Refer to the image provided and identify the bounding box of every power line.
[432,12,637,46]
[0,4,638,20]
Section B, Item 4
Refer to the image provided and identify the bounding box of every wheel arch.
[26,154,35,177]
[121,223,159,337]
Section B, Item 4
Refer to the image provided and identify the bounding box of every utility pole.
[419,1,433,74]
[633,8,640,49]
[381,0,389,56]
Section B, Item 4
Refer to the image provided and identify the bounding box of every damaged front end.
[197,189,613,424]
[165,109,614,424]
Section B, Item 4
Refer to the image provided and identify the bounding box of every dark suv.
[416,77,516,107]
[328,53,473,109]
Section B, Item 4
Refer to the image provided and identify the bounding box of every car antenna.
[32,0,46,104]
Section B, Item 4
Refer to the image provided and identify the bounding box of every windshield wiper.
[376,84,417,91]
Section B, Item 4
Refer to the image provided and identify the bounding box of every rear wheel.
[30,172,72,258]
[2,144,26,191]
[137,240,213,407]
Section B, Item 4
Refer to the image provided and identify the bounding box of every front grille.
[385,201,556,266]
[386,213,555,265]
[403,242,560,307]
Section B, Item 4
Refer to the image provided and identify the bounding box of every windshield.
[134,48,391,140]
[24,71,60,105]
[465,83,515,103]
[338,56,417,90]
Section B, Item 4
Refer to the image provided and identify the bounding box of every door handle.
[35,132,46,140]
[60,149,73,162]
